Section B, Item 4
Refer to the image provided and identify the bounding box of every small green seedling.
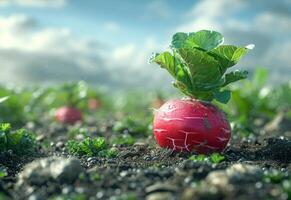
[0,123,36,156]
[189,154,207,162]
[210,153,225,164]
[264,169,287,184]
[66,137,117,157]
[0,166,7,179]
[189,153,225,164]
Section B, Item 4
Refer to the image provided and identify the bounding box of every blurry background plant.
[0,68,290,138]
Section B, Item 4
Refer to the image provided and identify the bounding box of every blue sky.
[0,0,290,89]
[0,0,196,45]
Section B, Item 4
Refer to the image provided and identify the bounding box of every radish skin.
[153,99,231,153]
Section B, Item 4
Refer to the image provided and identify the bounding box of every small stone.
[18,156,84,187]
[120,171,128,177]
[182,185,224,200]
[62,186,74,194]
[36,134,45,142]
[55,141,64,149]
[146,192,175,200]
[206,170,229,187]
[226,163,263,183]
[205,163,263,194]
[133,142,147,147]
[146,182,177,194]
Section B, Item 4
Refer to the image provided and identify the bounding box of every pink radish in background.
[55,106,82,124]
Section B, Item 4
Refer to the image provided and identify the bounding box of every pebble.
[145,182,177,194]
[205,163,263,189]
[18,156,84,187]
[146,192,175,200]
[182,185,224,200]
[55,141,64,149]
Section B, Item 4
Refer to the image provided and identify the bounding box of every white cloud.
[176,0,291,83]
[0,14,170,89]
[103,21,120,33]
[146,0,172,19]
[254,12,291,35]
[113,44,136,61]
[0,0,66,8]
[177,0,249,33]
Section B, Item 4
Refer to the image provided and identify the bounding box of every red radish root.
[153,99,231,153]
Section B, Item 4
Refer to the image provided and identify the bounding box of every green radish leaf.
[177,48,223,90]
[150,52,192,91]
[151,30,253,103]
[185,30,224,51]
[171,32,189,49]
[223,70,248,87]
[171,30,223,51]
[214,90,231,104]
[210,45,253,70]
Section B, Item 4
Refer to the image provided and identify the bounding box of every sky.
[0,0,290,90]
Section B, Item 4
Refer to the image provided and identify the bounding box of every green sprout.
[209,153,225,164]
[150,30,254,103]
[0,166,7,179]
[189,154,207,162]
[189,153,225,164]
[66,137,117,157]
[0,123,36,156]
[264,169,287,184]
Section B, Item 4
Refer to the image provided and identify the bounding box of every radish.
[55,106,82,124]
[54,83,85,124]
[150,30,254,153]
[88,98,101,110]
[153,99,230,153]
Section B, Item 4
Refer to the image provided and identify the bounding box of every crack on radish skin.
[166,130,202,152]
[166,137,192,152]
[178,130,200,135]
[183,117,204,120]
[162,117,204,122]
[216,136,229,142]
[154,128,168,133]
[166,108,179,113]
[166,134,220,152]
[221,127,231,134]
[162,117,185,122]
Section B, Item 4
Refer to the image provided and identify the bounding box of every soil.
[0,120,290,200]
